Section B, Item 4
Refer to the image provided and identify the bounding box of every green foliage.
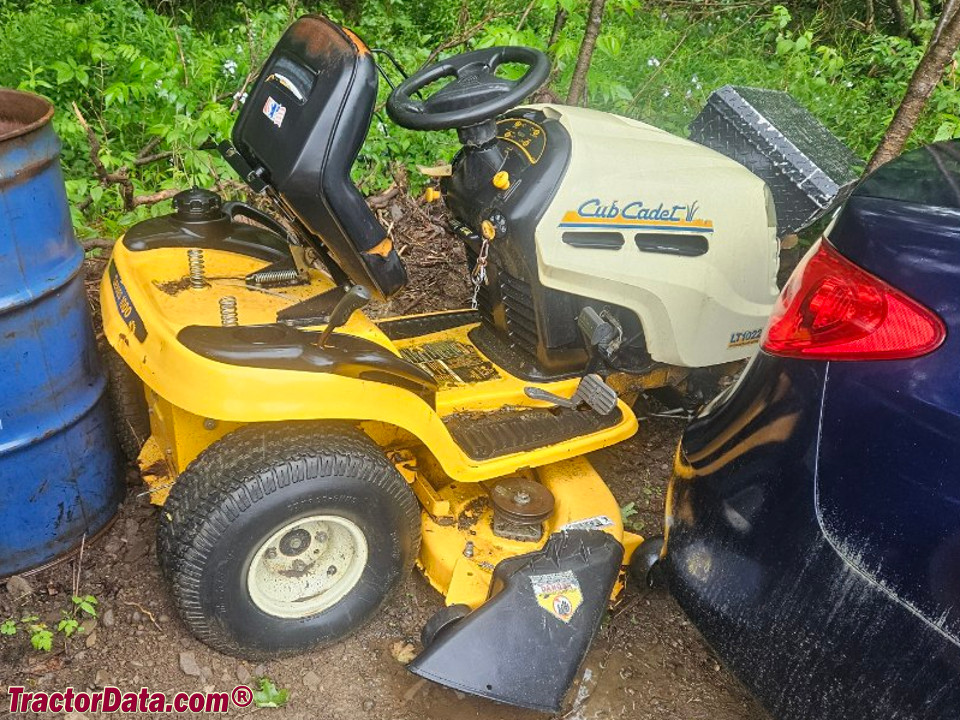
[0,594,101,651]
[253,677,289,708]
[57,615,80,638]
[72,594,98,617]
[0,0,958,238]
[30,627,54,652]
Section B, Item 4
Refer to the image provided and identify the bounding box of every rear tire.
[157,422,421,659]
[101,343,150,461]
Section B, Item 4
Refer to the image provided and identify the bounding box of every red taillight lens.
[761,239,946,360]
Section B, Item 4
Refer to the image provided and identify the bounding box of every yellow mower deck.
[102,242,643,605]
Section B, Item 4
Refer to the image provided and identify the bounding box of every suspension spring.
[219,296,238,327]
[187,248,206,289]
[247,268,301,287]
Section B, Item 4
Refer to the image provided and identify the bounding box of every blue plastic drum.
[0,89,122,576]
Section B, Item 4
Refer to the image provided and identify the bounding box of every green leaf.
[253,677,289,709]
[50,60,73,84]
[596,34,622,57]
[30,628,53,652]
[1,619,17,636]
[934,120,959,142]
[620,501,638,521]
[72,595,98,617]
[57,618,79,638]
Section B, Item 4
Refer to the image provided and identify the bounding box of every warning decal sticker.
[530,571,584,623]
[561,515,615,532]
[400,340,500,389]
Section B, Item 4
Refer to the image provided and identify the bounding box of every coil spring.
[248,268,300,286]
[219,296,238,327]
[187,248,206,289]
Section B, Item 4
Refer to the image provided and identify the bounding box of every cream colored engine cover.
[532,105,780,368]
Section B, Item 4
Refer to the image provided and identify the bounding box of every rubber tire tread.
[157,422,421,659]
[101,342,151,461]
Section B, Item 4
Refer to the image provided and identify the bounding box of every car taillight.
[761,239,946,360]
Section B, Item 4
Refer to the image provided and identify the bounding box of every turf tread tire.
[101,343,151,461]
[157,422,420,659]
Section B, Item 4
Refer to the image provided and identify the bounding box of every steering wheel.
[387,47,550,131]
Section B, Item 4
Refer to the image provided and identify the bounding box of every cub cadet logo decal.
[561,199,714,234]
[262,96,287,127]
[108,261,147,342]
[530,571,583,623]
[729,329,762,348]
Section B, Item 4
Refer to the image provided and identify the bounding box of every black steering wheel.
[387,46,550,131]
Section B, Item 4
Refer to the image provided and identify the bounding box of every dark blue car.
[660,142,960,719]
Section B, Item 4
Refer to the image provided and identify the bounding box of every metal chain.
[470,237,491,310]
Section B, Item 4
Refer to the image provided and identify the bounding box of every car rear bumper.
[663,353,960,720]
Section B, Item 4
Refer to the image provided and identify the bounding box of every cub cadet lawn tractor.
[100,15,785,712]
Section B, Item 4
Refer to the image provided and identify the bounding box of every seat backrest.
[231,15,407,299]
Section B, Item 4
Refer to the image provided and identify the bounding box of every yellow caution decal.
[531,571,583,623]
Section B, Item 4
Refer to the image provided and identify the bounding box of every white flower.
[223,59,238,76]
[647,57,660,67]
[234,91,248,104]
[845,80,854,88]
[663,88,671,97]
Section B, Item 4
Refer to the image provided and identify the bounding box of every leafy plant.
[57,614,80,638]
[72,594,98,618]
[23,617,54,652]
[252,677,289,709]
[0,593,100,650]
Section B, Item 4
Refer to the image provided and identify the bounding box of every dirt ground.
[0,193,769,720]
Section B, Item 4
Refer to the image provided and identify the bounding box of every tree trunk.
[566,0,607,105]
[890,0,910,34]
[866,0,876,31]
[867,0,960,172]
[548,7,568,50]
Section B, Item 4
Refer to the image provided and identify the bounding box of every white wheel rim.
[246,515,368,619]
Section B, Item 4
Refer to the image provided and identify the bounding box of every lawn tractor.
[100,14,803,712]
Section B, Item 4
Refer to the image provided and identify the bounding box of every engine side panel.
[535,105,780,368]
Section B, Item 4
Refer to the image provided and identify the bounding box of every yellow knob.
[492,171,511,190]
[424,186,441,202]
[481,220,496,240]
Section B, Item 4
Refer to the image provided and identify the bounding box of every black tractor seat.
[230,15,408,300]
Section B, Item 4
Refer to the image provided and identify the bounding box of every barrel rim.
[0,89,55,144]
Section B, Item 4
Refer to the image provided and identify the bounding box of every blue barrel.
[0,89,122,576]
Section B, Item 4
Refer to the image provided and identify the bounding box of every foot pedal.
[524,373,618,415]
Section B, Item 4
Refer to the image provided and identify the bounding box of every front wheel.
[157,422,421,659]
